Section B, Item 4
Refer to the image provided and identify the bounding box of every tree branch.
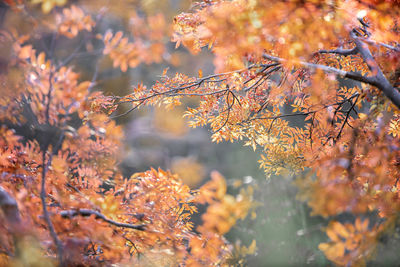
[263,52,400,109]
[318,47,358,56]
[0,186,22,258]
[60,209,146,231]
[0,186,21,227]
[351,30,400,109]
[41,151,64,266]
[263,54,375,84]
[358,37,400,52]
[336,94,359,140]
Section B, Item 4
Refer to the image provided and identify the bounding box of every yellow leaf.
[358,113,368,120]
[247,240,257,254]
[332,221,349,239]
[326,228,340,242]
[318,242,329,252]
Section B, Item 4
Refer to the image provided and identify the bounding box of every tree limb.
[263,52,400,109]
[60,209,146,231]
[318,47,358,56]
[263,54,375,84]
[351,30,400,109]
[358,37,400,52]
[0,186,21,258]
[0,186,21,227]
[41,151,64,266]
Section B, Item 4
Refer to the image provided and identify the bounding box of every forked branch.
[350,30,400,108]
[263,44,400,109]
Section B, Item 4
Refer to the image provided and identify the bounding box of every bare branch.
[351,30,400,109]
[41,151,64,266]
[249,112,312,122]
[45,65,54,123]
[263,54,374,83]
[0,186,21,227]
[358,37,400,52]
[318,47,358,56]
[336,95,359,140]
[60,209,146,231]
[263,52,400,109]
[351,31,381,75]
[0,186,21,258]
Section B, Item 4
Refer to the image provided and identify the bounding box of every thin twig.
[60,209,146,231]
[263,53,376,85]
[336,95,359,140]
[358,37,400,52]
[41,150,64,266]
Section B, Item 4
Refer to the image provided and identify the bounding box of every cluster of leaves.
[102,12,169,72]
[101,0,400,266]
[0,1,258,266]
[318,219,381,266]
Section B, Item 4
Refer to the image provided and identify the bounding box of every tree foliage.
[0,0,400,266]
[0,1,257,266]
